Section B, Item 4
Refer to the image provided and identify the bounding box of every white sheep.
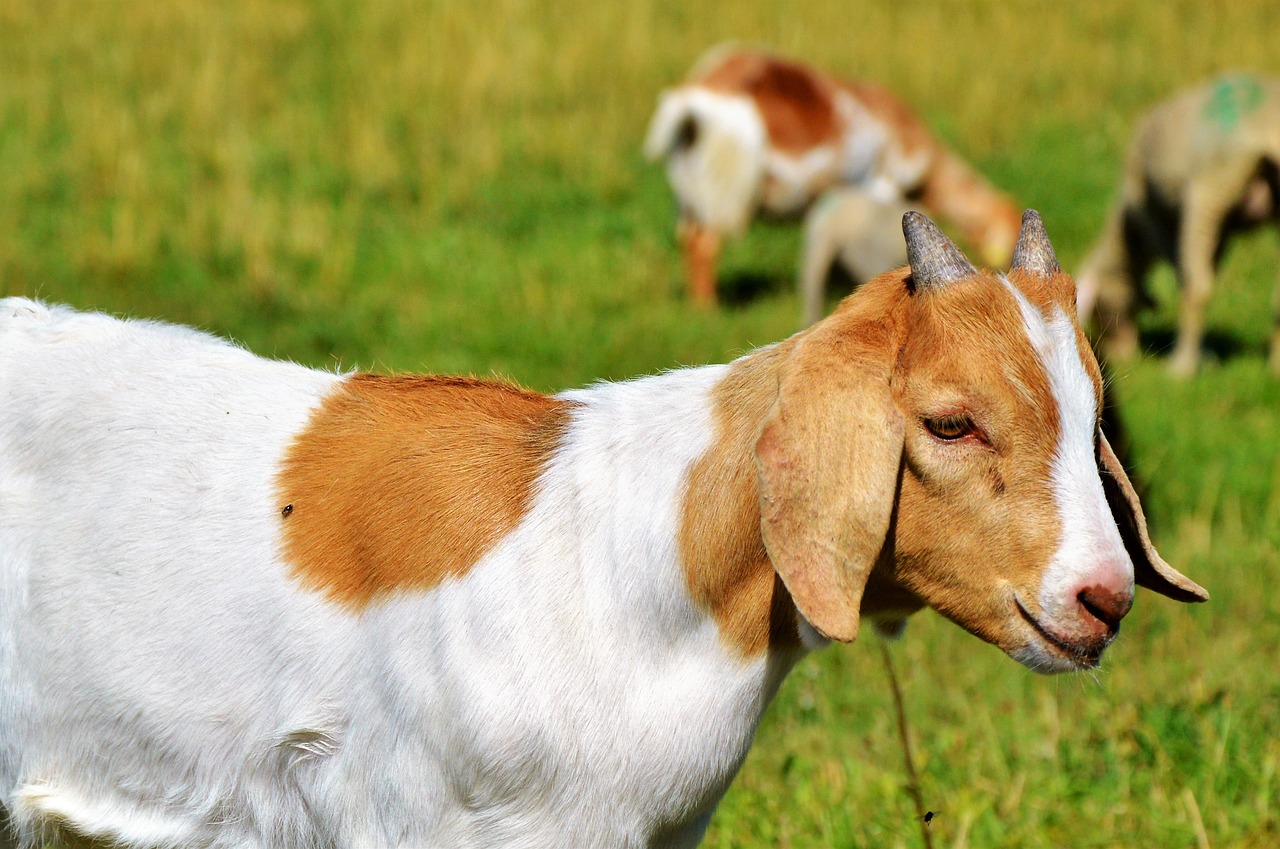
[1076,74,1280,375]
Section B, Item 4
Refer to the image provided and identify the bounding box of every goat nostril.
[1077,586,1131,632]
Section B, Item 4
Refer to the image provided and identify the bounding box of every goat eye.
[924,414,977,441]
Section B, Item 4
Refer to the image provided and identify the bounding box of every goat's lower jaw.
[1013,597,1108,673]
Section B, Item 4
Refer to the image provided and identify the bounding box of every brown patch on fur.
[838,78,1020,266]
[843,80,937,162]
[277,374,573,607]
[882,271,1066,647]
[1006,268,1076,317]
[678,343,803,656]
[915,151,1023,267]
[697,51,840,154]
[678,219,722,306]
[987,467,1006,495]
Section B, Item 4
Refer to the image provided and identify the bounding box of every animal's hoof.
[1167,351,1199,377]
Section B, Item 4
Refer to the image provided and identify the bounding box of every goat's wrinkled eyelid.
[922,413,980,442]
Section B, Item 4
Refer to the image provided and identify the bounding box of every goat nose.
[1077,584,1133,633]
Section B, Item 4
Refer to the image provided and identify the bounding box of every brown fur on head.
[756,211,1206,671]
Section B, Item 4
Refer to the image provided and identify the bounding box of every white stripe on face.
[999,279,1133,624]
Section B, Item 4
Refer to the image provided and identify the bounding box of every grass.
[1,1,1278,846]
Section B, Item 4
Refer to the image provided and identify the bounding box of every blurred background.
[1,1,1277,846]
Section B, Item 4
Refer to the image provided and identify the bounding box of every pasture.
[1,1,1277,846]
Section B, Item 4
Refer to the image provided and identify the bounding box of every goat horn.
[902,211,975,289]
[1010,209,1061,276]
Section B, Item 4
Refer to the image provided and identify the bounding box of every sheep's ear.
[755,325,903,643]
[1098,434,1209,603]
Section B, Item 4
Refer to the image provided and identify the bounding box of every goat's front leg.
[799,204,841,327]
[678,219,723,307]
[1169,181,1231,376]
[1171,163,1263,376]
[1080,204,1149,363]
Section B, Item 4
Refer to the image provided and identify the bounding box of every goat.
[1076,73,1280,375]
[644,44,1023,308]
[799,185,916,326]
[0,212,1205,849]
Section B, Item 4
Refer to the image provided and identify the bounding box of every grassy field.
[2,1,1278,846]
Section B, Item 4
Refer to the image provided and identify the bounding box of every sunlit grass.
[1,1,1278,846]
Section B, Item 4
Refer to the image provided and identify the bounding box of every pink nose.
[1076,583,1133,634]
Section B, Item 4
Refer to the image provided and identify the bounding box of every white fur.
[1000,281,1134,672]
[0,288,1136,846]
[758,147,839,216]
[0,299,793,848]
[829,88,931,194]
[644,80,916,229]
[644,89,767,236]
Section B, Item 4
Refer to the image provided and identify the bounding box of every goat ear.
[1098,434,1208,603]
[755,328,904,643]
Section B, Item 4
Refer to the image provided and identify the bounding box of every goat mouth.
[1014,597,1106,669]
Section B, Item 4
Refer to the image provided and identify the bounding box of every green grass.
[2,1,1279,846]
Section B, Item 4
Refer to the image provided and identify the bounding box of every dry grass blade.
[879,637,934,849]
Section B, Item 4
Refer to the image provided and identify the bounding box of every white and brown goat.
[0,212,1204,849]
[645,45,1023,307]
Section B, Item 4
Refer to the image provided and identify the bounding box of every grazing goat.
[799,185,915,326]
[1077,74,1280,375]
[644,44,1023,307]
[0,212,1205,849]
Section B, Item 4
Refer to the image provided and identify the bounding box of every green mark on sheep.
[1204,75,1264,131]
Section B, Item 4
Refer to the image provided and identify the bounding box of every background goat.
[798,185,916,326]
[1076,74,1280,375]
[644,44,1023,307]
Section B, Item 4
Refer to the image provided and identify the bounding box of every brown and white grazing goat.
[0,212,1205,849]
[645,45,1023,307]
